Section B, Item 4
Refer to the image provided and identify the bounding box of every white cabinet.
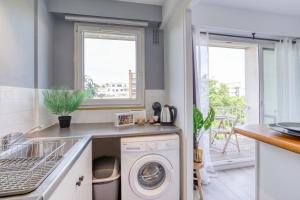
[49,142,92,200]
[257,142,300,200]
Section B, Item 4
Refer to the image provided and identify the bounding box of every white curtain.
[193,30,214,184]
[275,39,300,122]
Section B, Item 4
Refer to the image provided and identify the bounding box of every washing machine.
[121,134,180,200]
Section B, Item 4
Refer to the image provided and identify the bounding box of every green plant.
[84,76,99,99]
[193,105,215,148]
[43,89,86,116]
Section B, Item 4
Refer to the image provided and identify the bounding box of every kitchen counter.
[234,124,300,154]
[3,123,180,200]
[234,124,300,200]
[28,123,181,139]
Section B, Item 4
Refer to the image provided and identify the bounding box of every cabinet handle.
[76,181,81,186]
[79,176,84,182]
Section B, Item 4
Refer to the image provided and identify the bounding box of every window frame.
[74,23,145,108]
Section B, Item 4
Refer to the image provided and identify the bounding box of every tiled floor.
[194,167,255,200]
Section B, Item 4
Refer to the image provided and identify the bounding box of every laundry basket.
[92,156,120,200]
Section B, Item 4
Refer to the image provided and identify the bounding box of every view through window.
[83,32,137,100]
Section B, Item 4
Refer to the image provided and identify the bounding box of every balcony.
[209,106,255,167]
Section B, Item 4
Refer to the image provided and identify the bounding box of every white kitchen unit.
[257,142,300,200]
[235,125,300,200]
[49,142,92,200]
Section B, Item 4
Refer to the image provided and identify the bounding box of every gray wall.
[0,0,55,89]
[145,27,164,89]
[0,0,164,89]
[53,18,75,89]
[0,0,35,88]
[37,0,55,89]
[48,0,162,22]
[53,17,165,90]
[49,0,164,90]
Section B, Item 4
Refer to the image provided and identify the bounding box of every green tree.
[84,76,100,99]
[209,79,245,124]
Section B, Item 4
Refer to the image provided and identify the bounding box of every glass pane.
[137,162,166,190]
[262,48,277,123]
[84,32,137,100]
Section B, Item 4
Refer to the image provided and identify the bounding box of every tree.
[209,79,245,124]
[84,76,99,98]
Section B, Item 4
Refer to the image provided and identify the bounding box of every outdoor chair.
[211,116,240,153]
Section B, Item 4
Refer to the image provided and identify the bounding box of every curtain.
[275,39,300,122]
[193,30,214,184]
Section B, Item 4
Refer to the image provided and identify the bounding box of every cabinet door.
[48,142,92,200]
[77,142,93,200]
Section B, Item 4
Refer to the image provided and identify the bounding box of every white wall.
[0,86,55,136]
[0,87,35,134]
[163,1,193,199]
[192,4,300,37]
[71,90,167,123]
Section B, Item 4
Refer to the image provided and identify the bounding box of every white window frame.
[74,23,145,108]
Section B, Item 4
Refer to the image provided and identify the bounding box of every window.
[75,23,145,108]
[261,48,277,123]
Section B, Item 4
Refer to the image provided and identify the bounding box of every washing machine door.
[129,155,173,199]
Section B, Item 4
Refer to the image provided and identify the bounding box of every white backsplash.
[71,90,167,123]
[0,86,36,136]
[0,86,56,137]
[0,88,166,136]
[145,90,167,118]
[36,89,56,128]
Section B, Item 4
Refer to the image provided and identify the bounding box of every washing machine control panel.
[146,142,157,150]
[122,140,178,152]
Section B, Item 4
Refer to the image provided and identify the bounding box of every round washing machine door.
[129,155,173,199]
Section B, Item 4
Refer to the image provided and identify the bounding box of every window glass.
[84,32,137,100]
[262,48,277,123]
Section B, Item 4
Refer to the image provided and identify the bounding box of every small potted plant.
[193,105,215,163]
[43,89,86,128]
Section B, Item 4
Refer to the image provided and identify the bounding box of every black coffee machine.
[152,102,162,122]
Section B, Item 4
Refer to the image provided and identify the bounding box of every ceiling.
[199,0,300,17]
[116,0,165,5]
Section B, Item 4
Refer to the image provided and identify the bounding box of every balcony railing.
[209,106,255,164]
[213,106,247,125]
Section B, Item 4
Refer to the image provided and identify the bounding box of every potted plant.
[193,105,215,163]
[43,89,86,128]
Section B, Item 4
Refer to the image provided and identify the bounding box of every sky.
[84,38,136,85]
[208,46,245,88]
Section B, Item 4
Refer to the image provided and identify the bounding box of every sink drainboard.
[0,140,65,197]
